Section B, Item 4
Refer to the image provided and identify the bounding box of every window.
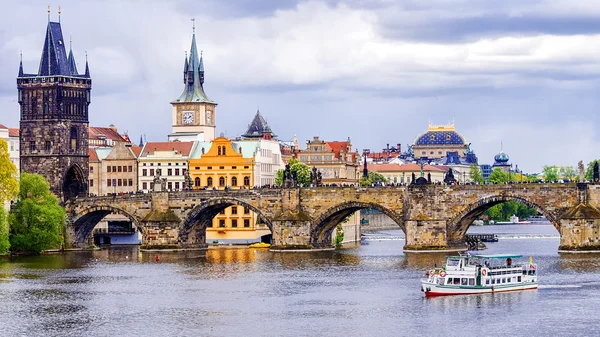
[70,127,78,151]
[231,177,237,186]
[175,169,180,176]
[218,146,221,155]
[195,177,201,187]
[113,166,117,172]
[231,207,237,215]
[244,166,249,169]
[430,135,434,141]
[219,177,225,186]
[168,169,172,176]
[89,179,94,187]
[244,207,250,214]
[208,166,212,170]
[117,179,122,186]
[220,209,225,215]
[469,279,475,286]
[118,166,122,173]
[219,220,225,227]
[168,182,172,190]
[45,141,51,152]
[128,166,133,172]
[430,151,434,155]
[244,219,250,227]
[150,169,154,176]
[207,177,213,186]
[232,166,237,169]
[175,182,179,190]
[231,219,237,228]
[143,182,147,190]
[108,166,112,173]
[461,278,468,286]
[219,166,225,169]
[29,141,36,152]
[90,166,94,173]
[142,169,147,176]
[107,179,111,187]
[223,147,226,155]
[243,176,250,186]
[128,179,133,186]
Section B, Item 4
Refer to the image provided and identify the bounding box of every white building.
[0,124,19,176]
[138,141,196,192]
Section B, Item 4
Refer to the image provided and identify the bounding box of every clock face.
[183,112,194,124]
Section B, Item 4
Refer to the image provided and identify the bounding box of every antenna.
[191,18,195,34]
[58,5,61,22]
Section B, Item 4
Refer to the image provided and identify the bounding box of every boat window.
[453,278,460,284]
[447,259,459,267]
[486,279,490,285]
[469,279,475,286]
[461,278,468,286]
[491,279,495,284]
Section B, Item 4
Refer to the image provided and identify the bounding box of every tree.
[585,160,600,181]
[488,168,508,184]
[0,139,18,203]
[0,207,9,254]
[360,171,389,186]
[275,158,311,186]
[562,166,576,182]
[484,201,538,222]
[542,165,559,182]
[8,173,65,254]
[469,164,485,184]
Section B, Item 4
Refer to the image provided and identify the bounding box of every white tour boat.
[421,254,538,297]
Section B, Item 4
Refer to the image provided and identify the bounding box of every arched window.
[218,146,221,156]
[194,177,201,187]
[70,127,78,151]
[223,147,226,155]
[231,177,237,186]
[207,177,213,187]
[44,102,49,115]
[243,176,250,186]
[219,177,225,186]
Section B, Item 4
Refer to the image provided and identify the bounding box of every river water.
[0,223,598,337]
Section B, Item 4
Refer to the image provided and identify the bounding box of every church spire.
[183,51,188,83]
[199,50,204,85]
[139,134,144,147]
[67,36,78,75]
[84,51,90,77]
[18,51,23,77]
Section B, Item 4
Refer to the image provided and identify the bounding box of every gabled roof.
[141,141,194,157]
[326,141,349,159]
[8,128,19,137]
[242,110,275,138]
[89,127,129,143]
[0,124,7,129]
[88,148,99,162]
[130,146,143,158]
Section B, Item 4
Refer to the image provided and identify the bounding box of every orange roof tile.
[88,148,99,162]
[0,124,7,129]
[325,141,349,159]
[130,146,143,158]
[142,141,194,157]
[8,128,19,137]
[89,126,128,143]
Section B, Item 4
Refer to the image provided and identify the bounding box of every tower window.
[45,141,51,152]
[70,127,78,151]
[29,141,36,152]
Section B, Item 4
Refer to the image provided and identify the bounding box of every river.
[0,223,598,336]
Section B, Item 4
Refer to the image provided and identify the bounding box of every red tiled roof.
[130,146,143,158]
[0,124,7,129]
[326,141,348,159]
[89,126,128,143]
[142,141,194,157]
[88,148,99,162]
[8,128,19,137]
[367,163,445,172]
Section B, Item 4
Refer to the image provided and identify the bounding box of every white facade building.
[138,141,196,192]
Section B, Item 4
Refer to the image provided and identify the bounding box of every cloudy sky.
[1,0,599,172]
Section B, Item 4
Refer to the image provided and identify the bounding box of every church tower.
[17,9,91,200]
[169,20,217,142]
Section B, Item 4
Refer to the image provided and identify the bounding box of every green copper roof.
[232,141,260,158]
[172,32,214,104]
[95,147,113,161]
[189,141,213,159]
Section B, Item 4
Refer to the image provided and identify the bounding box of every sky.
[1,0,600,173]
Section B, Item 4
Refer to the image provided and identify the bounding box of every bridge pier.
[403,217,461,252]
[270,210,322,250]
[558,203,600,252]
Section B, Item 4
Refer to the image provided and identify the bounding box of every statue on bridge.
[310,167,323,187]
[579,161,585,182]
[444,168,457,185]
[283,163,297,188]
[594,162,599,183]
[184,170,193,190]
[153,170,167,192]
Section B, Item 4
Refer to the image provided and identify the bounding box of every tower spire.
[48,4,51,22]
[67,35,78,75]
[84,51,90,77]
[58,5,61,22]
[18,51,24,77]
[183,51,188,83]
[199,50,204,85]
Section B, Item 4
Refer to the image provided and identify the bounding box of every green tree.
[360,171,389,186]
[585,160,600,182]
[469,164,485,184]
[488,168,508,184]
[0,207,9,254]
[562,166,576,181]
[275,158,311,186]
[8,173,65,254]
[0,139,18,203]
[484,201,538,222]
[542,165,559,182]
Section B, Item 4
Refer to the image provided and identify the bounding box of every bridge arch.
[69,205,141,246]
[448,194,560,237]
[62,163,86,201]
[180,197,274,247]
[311,201,404,246]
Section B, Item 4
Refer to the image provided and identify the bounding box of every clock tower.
[168,22,217,142]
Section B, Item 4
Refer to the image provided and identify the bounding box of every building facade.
[169,25,217,142]
[367,163,447,184]
[17,15,90,200]
[0,125,19,175]
[89,125,131,147]
[298,136,360,185]
[88,142,140,196]
[138,141,195,192]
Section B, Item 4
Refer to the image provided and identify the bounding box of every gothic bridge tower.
[17,10,91,201]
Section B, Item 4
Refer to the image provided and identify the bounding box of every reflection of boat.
[421,254,538,297]
[496,215,531,225]
[249,242,271,248]
[527,215,548,222]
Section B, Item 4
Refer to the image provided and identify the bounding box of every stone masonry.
[64,183,600,252]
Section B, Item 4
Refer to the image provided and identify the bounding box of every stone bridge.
[64,183,600,252]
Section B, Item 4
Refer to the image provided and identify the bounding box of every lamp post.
[463,171,466,185]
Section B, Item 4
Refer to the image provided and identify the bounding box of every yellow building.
[188,137,270,243]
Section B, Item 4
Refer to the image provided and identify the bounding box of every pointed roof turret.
[18,52,24,77]
[242,109,276,139]
[139,134,144,147]
[38,21,70,76]
[172,20,213,104]
[183,51,189,83]
[84,52,90,78]
[67,38,79,75]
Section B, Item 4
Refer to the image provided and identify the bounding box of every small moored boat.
[421,254,537,297]
[249,242,271,248]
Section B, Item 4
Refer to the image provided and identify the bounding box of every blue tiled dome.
[414,131,465,146]
[494,151,509,163]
